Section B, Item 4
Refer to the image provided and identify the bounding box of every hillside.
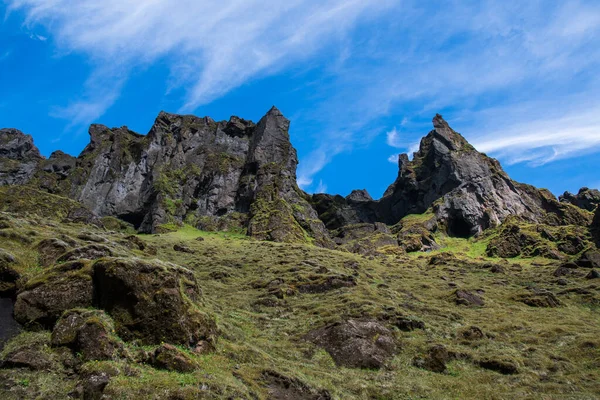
[0,110,599,399]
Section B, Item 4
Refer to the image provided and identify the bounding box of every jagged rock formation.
[0,108,331,246]
[560,187,600,212]
[378,114,565,237]
[0,128,43,185]
[0,110,591,247]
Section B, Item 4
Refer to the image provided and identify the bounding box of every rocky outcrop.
[1,111,591,246]
[304,319,397,369]
[378,115,589,237]
[560,187,600,212]
[0,108,331,246]
[0,129,43,185]
[92,258,216,346]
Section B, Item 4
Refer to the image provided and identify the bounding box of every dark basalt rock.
[263,370,332,400]
[577,250,600,269]
[14,264,94,328]
[51,309,124,362]
[0,108,332,247]
[148,343,197,373]
[585,270,600,279]
[379,115,590,237]
[560,187,600,211]
[35,238,71,267]
[304,319,397,369]
[92,258,216,346]
[0,128,43,185]
[516,291,561,308]
[413,344,450,373]
[454,290,484,306]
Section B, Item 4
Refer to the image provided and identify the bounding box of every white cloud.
[387,154,399,164]
[7,0,394,125]
[386,127,402,148]
[471,105,600,166]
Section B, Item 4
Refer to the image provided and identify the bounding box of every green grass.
[1,211,600,399]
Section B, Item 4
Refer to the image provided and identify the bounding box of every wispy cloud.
[387,154,399,164]
[471,104,600,166]
[7,0,394,126]
[292,1,600,187]
[386,127,402,148]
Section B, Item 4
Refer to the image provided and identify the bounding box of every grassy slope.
[0,209,599,399]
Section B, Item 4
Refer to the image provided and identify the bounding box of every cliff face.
[0,128,43,185]
[0,107,331,246]
[0,110,591,246]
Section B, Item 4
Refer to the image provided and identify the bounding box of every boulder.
[585,270,600,279]
[56,244,114,262]
[454,290,484,306]
[516,291,561,308]
[92,258,216,346]
[148,343,197,373]
[35,238,71,267]
[477,358,519,375]
[14,262,93,328]
[413,344,450,373]
[263,370,332,400]
[51,309,123,362]
[576,250,600,269]
[304,319,397,369]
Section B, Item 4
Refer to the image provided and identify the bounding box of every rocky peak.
[0,128,42,161]
[559,187,600,212]
[346,189,373,202]
[0,128,43,185]
[378,115,573,237]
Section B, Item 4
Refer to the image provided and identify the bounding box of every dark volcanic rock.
[263,370,332,400]
[577,250,600,269]
[36,238,71,267]
[378,115,589,237]
[516,291,561,308]
[0,128,43,185]
[560,187,600,211]
[305,319,397,369]
[477,358,519,375]
[413,344,450,373]
[92,258,216,346]
[586,270,600,279]
[51,309,123,362]
[148,343,197,373]
[454,290,484,306]
[14,263,93,328]
[0,108,332,246]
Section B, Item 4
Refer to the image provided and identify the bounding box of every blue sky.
[1,1,600,199]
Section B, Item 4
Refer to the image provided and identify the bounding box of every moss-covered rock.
[92,258,217,347]
[14,262,93,328]
[51,309,124,362]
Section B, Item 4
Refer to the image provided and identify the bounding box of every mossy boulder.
[35,238,71,267]
[14,262,93,328]
[56,244,114,263]
[92,258,217,347]
[304,319,397,369]
[148,343,197,373]
[51,309,124,362]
